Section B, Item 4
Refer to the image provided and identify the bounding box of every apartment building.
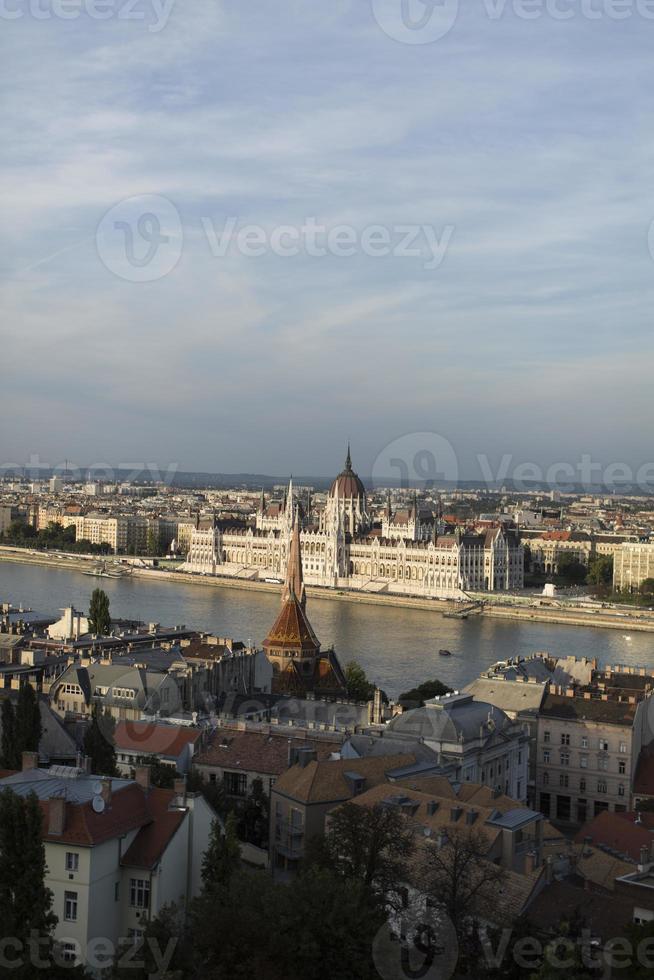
[536,671,654,824]
[614,542,654,592]
[0,755,216,973]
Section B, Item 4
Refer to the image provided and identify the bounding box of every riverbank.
[2,545,654,632]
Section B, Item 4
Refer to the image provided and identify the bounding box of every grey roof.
[0,694,78,763]
[463,678,547,715]
[343,734,440,763]
[486,807,543,830]
[52,662,171,709]
[387,693,511,744]
[0,767,131,803]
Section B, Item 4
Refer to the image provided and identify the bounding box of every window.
[598,756,608,771]
[64,892,78,921]
[560,774,569,788]
[61,943,78,964]
[619,760,626,775]
[518,752,522,765]
[561,733,570,746]
[560,752,570,767]
[224,771,248,797]
[543,731,551,743]
[618,784,625,797]
[597,780,607,794]
[127,929,144,945]
[580,778,586,793]
[580,755,588,769]
[581,736,588,749]
[619,742,627,754]
[65,852,79,872]
[114,882,120,902]
[543,772,549,785]
[543,750,551,764]
[599,739,609,752]
[130,878,150,910]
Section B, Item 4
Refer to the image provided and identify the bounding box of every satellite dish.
[92,795,105,814]
[92,781,103,795]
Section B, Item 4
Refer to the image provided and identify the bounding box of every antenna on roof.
[92,795,105,814]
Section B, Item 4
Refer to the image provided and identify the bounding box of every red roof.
[575,809,654,861]
[120,788,186,869]
[634,745,654,797]
[40,783,152,846]
[114,721,202,760]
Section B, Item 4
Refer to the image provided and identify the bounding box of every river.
[1,561,652,699]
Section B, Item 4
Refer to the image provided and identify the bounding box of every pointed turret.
[259,487,266,514]
[283,506,306,608]
[386,490,392,521]
[345,442,352,471]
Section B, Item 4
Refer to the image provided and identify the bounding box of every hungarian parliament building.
[180,449,524,599]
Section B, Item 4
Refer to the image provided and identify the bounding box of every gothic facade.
[181,450,524,598]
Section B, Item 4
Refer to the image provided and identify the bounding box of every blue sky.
[2,1,654,481]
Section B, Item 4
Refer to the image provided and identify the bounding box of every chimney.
[135,765,151,792]
[22,751,38,771]
[465,809,478,826]
[525,850,538,874]
[82,755,92,775]
[639,844,650,870]
[48,796,66,836]
[173,777,187,807]
[100,777,112,807]
[545,856,554,884]
[450,806,462,822]
[426,801,439,816]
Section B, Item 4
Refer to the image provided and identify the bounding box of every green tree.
[1,697,17,769]
[237,776,269,847]
[201,812,241,894]
[132,756,176,788]
[588,556,613,586]
[556,554,587,585]
[15,683,42,757]
[399,678,453,706]
[344,661,376,702]
[0,789,57,978]
[640,577,654,597]
[111,903,191,979]
[306,800,414,912]
[83,705,117,776]
[88,588,111,635]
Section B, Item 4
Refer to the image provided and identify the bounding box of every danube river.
[1,562,653,698]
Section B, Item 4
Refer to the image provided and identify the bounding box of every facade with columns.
[181,450,524,598]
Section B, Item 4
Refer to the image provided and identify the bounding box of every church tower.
[263,509,346,697]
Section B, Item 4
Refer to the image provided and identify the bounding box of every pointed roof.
[329,445,366,500]
[283,507,305,607]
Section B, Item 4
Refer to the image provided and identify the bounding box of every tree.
[237,776,269,847]
[88,588,111,635]
[399,678,453,706]
[83,705,117,776]
[201,812,241,894]
[423,826,506,958]
[111,903,191,979]
[132,756,176,788]
[344,661,376,702]
[588,556,613,587]
[640,578,654,597]
[1,697,17,769]
[306,801,414,912]
[556,554,587,586]
[0,789,57,978]
[15,684,42,757]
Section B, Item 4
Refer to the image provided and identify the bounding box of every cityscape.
[3,2,654,978]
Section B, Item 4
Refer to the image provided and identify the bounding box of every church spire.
[345,443,352,471]
[283,505,305,608]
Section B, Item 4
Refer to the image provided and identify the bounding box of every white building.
[0,755,217,973]
[385,692,530,802]
[182,449,524,599]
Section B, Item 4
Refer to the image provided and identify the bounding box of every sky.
[1,0,654,486]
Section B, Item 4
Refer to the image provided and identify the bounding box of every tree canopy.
[83,705,117,776]
[399,678,453,705]
[88,588,111,635]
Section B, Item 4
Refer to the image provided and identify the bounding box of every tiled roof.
[273,753,414,805]
[120,788,186,869]
[194,729,341,776]
[264,597,320,653]
[114,721,202,760]
[575,810,654,862]
[540,692,639,726]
